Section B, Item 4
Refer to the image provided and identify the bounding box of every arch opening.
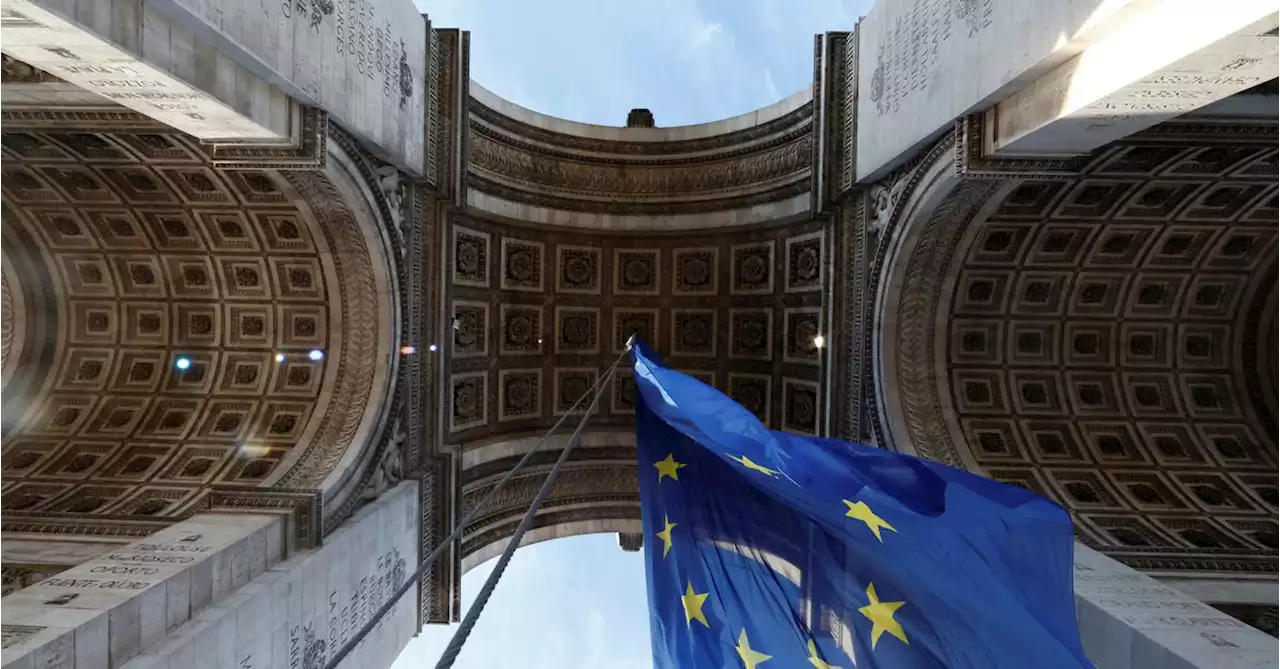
[0,118,399,539]
[874,121,1279,576]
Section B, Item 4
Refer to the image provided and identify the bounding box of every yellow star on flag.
[732,454,778,477]
[654,453,687,482]
[655,515,677,558]
[806,639,841,669]
[681,581,710,628]
[735,629,772,669]
[843,499,896,542]
[858,582,908,650]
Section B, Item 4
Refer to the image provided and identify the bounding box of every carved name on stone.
[171,0,428,172]
[0,2,288,141]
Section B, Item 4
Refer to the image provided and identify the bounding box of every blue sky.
[395,1,872,667]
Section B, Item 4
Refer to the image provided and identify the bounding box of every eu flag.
[632,342,1093,668]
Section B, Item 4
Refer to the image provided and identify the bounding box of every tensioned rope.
[322,346,629,669]
[432,341,619,668]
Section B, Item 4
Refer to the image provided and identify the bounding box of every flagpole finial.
[626,334,636,351]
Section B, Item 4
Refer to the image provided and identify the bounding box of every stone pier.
[1,514,285,669]
[1075,545,1278,669]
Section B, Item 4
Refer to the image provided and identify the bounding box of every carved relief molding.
[881,177,1000,467]
[466,98,813,216]
[274,169,384,494]
[203,106,328,171]
[812,30,857,209]
[299,124,419,538]
[425,27,466,204]
[462,504,641,564]
[853,130,963,448]
[1,266,14,382]
[1,54,60,83]
[956,113,1089,180]
[416,456,451,625]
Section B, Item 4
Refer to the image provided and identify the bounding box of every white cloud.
[763,68,780,101]
[687,20,724,51]
[415,0,873,126]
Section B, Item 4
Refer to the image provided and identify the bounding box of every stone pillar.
[1074,544,1277,669]
[989,4,1278,156]
[111,480,421,669]
[0,513,285,669]
[0,0,297,143]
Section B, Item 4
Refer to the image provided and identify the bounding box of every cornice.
[465,96,815,217]
[470,98,812,157]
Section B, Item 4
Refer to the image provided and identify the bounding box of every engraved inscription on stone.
[39,577,151,591]
[316,547,408,667]
[869,0,998,116]
[1,625,45,649]
[279,0,413,105]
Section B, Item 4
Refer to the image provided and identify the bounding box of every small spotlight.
[238,443,270,459]
[428,344,438,353]
[812,334,826,349]
[274,352,286,363]
[308,349,325,361]
[400,345,417,355]
[174,356,193,371]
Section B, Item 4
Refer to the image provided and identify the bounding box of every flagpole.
[321,348,628,669]
[432,340,627,669]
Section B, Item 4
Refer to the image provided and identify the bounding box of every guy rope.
[323,341,630,669]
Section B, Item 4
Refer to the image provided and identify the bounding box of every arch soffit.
[872,121,1280,575]
[280,135,403,520]
[462,516,644,573]
[869,131,1001,468]
[454,429,639,561]
[465,83,816,230]
[0,114,400,544]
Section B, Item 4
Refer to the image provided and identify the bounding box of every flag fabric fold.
[632,341,1092,669]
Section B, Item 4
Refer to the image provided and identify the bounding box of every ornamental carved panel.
[445,213,831,442]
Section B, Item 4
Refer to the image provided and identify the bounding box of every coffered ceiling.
[0,120,394,537]
[882,127,1279,574]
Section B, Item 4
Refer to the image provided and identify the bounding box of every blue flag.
[632,342,1092,669]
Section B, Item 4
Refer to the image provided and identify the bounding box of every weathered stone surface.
[1075,545,1278,669]
[157,0,429,173]
[1,0,294,142]
[100,481,420,669]
[1,514,283,669]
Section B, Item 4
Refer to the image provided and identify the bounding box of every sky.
[394,1,872,667]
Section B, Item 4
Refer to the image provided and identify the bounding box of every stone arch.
[873,119,1279,575]
[437,76,838,611]
[462,518,645,573]
[0,115,402,547]
[466,82,816,231]
[458,430,641,567]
